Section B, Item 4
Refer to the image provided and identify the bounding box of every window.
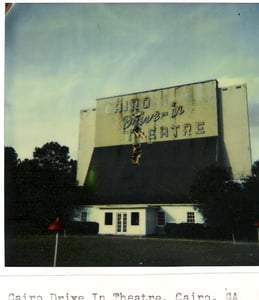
[158,211,165,226]
[187,212,195,223]
[81,212,87,222]
[105,212,113,225]
[131,212,139,226]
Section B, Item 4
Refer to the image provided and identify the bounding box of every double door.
[116,213,127,233]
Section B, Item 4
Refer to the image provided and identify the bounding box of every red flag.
[48,217,64,231]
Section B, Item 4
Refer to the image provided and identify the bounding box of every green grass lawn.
[5,234,259,267]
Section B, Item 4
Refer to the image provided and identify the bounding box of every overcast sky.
[4,3,259,163]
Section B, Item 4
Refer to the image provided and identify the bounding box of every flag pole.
[53,232,59,267]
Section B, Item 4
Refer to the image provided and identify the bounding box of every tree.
[190,165,234,229]
[4,143,81,235]
[32,141,77,187]
[4,147,20,221]
[251,160,259,177]
[5,146,19,167]
[13,142,78,231]
[191,163,259,241]
[5,146,19,188]
[241,160,259,226]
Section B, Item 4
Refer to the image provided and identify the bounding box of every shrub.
[164,223,207,239]
[5,218,52,235]
[65,221,99,235]
[164,223,258,241]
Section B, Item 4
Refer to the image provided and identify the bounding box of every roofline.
[85,203,196,209]
[96,79,218,101]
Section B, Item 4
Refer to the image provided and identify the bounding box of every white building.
[73,204,203,235]
[75,79,252,236]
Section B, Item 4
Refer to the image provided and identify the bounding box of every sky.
[4,2,259,162]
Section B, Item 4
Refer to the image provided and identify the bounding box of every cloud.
[249,102,259,127]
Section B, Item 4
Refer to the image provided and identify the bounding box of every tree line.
[4,142,84,234]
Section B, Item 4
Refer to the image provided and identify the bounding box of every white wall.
[219,84,252,179]
[73,206,148,235]
[72,206,99,222]
[160,204,204,224]
[77,109,96,186]
[98,208,147,236]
